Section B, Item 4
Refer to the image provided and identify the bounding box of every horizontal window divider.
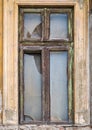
[48,8,73,13]
[20,8,44,13]
[19,39,73,43]
[19,41,73,45]
[19,45,71,52]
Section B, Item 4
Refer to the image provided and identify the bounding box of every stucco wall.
[0,0,91,129]
[0,125,91,130]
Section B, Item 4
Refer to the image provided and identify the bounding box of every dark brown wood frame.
[19,8,45,42]
[19,44,74,124]
[19,7,74,125]
[19,8,73,42]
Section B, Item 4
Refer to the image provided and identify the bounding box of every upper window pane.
[24,13,42,40]
[50,14,68,40]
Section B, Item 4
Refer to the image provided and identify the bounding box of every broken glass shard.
[24,13,42,40]
[24,53,42,121]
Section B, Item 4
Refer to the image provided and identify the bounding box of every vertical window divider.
[46,9,50,41]
[19,9,24,42]
[68,46,74,123]
[68,11,73,42]
[42,47,50,122]
[41,10,45,41]
[44,8,50,41]
[19,47,24,123]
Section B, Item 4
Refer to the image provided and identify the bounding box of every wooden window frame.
[19,8,44,42]
[19,8,73,42]
[19,7,74,124]
[19,45,73,124]
[45,8,73,42]
[3,0,89,125]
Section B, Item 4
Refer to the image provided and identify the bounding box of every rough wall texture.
[89,0,92,124]
[0,0,3,124]
[0,125,91,130]
[2,0,90,129]
[90,14,92,123]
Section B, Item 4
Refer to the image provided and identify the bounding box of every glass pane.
[24,13,42,40]
[50,14,68,40]
[50,51,68,121]
[24,53,42,121]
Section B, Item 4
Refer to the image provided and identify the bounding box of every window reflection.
[50,51,68,121]
[50,14,68,40]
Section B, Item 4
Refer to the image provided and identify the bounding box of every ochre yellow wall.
[0,0,3,123]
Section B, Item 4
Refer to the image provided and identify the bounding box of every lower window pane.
[24,53,42,121]
[50,51,68,122]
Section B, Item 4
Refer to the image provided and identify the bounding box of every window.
[19,7,74,124]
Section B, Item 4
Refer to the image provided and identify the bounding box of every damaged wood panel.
[89,0,92,11]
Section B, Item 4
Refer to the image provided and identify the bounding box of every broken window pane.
[24,13,42,40]
[50,14,68,40]
[24,53,42,121]
[50,51,68,122]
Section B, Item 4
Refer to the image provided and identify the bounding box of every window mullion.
[68,46,74,123]
[42,48,50,122]
[43,9,50,41]
[19,47,24,123]
[68,12,73,41]
[19,9,24,42]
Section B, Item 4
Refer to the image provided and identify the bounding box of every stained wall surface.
[1,0,91,129]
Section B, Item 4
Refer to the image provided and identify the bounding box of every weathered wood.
[3,0,89,125]
[89,0,92,11]
[19,48,24,123]
[42,48,50,121]
[68,46,74,123]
